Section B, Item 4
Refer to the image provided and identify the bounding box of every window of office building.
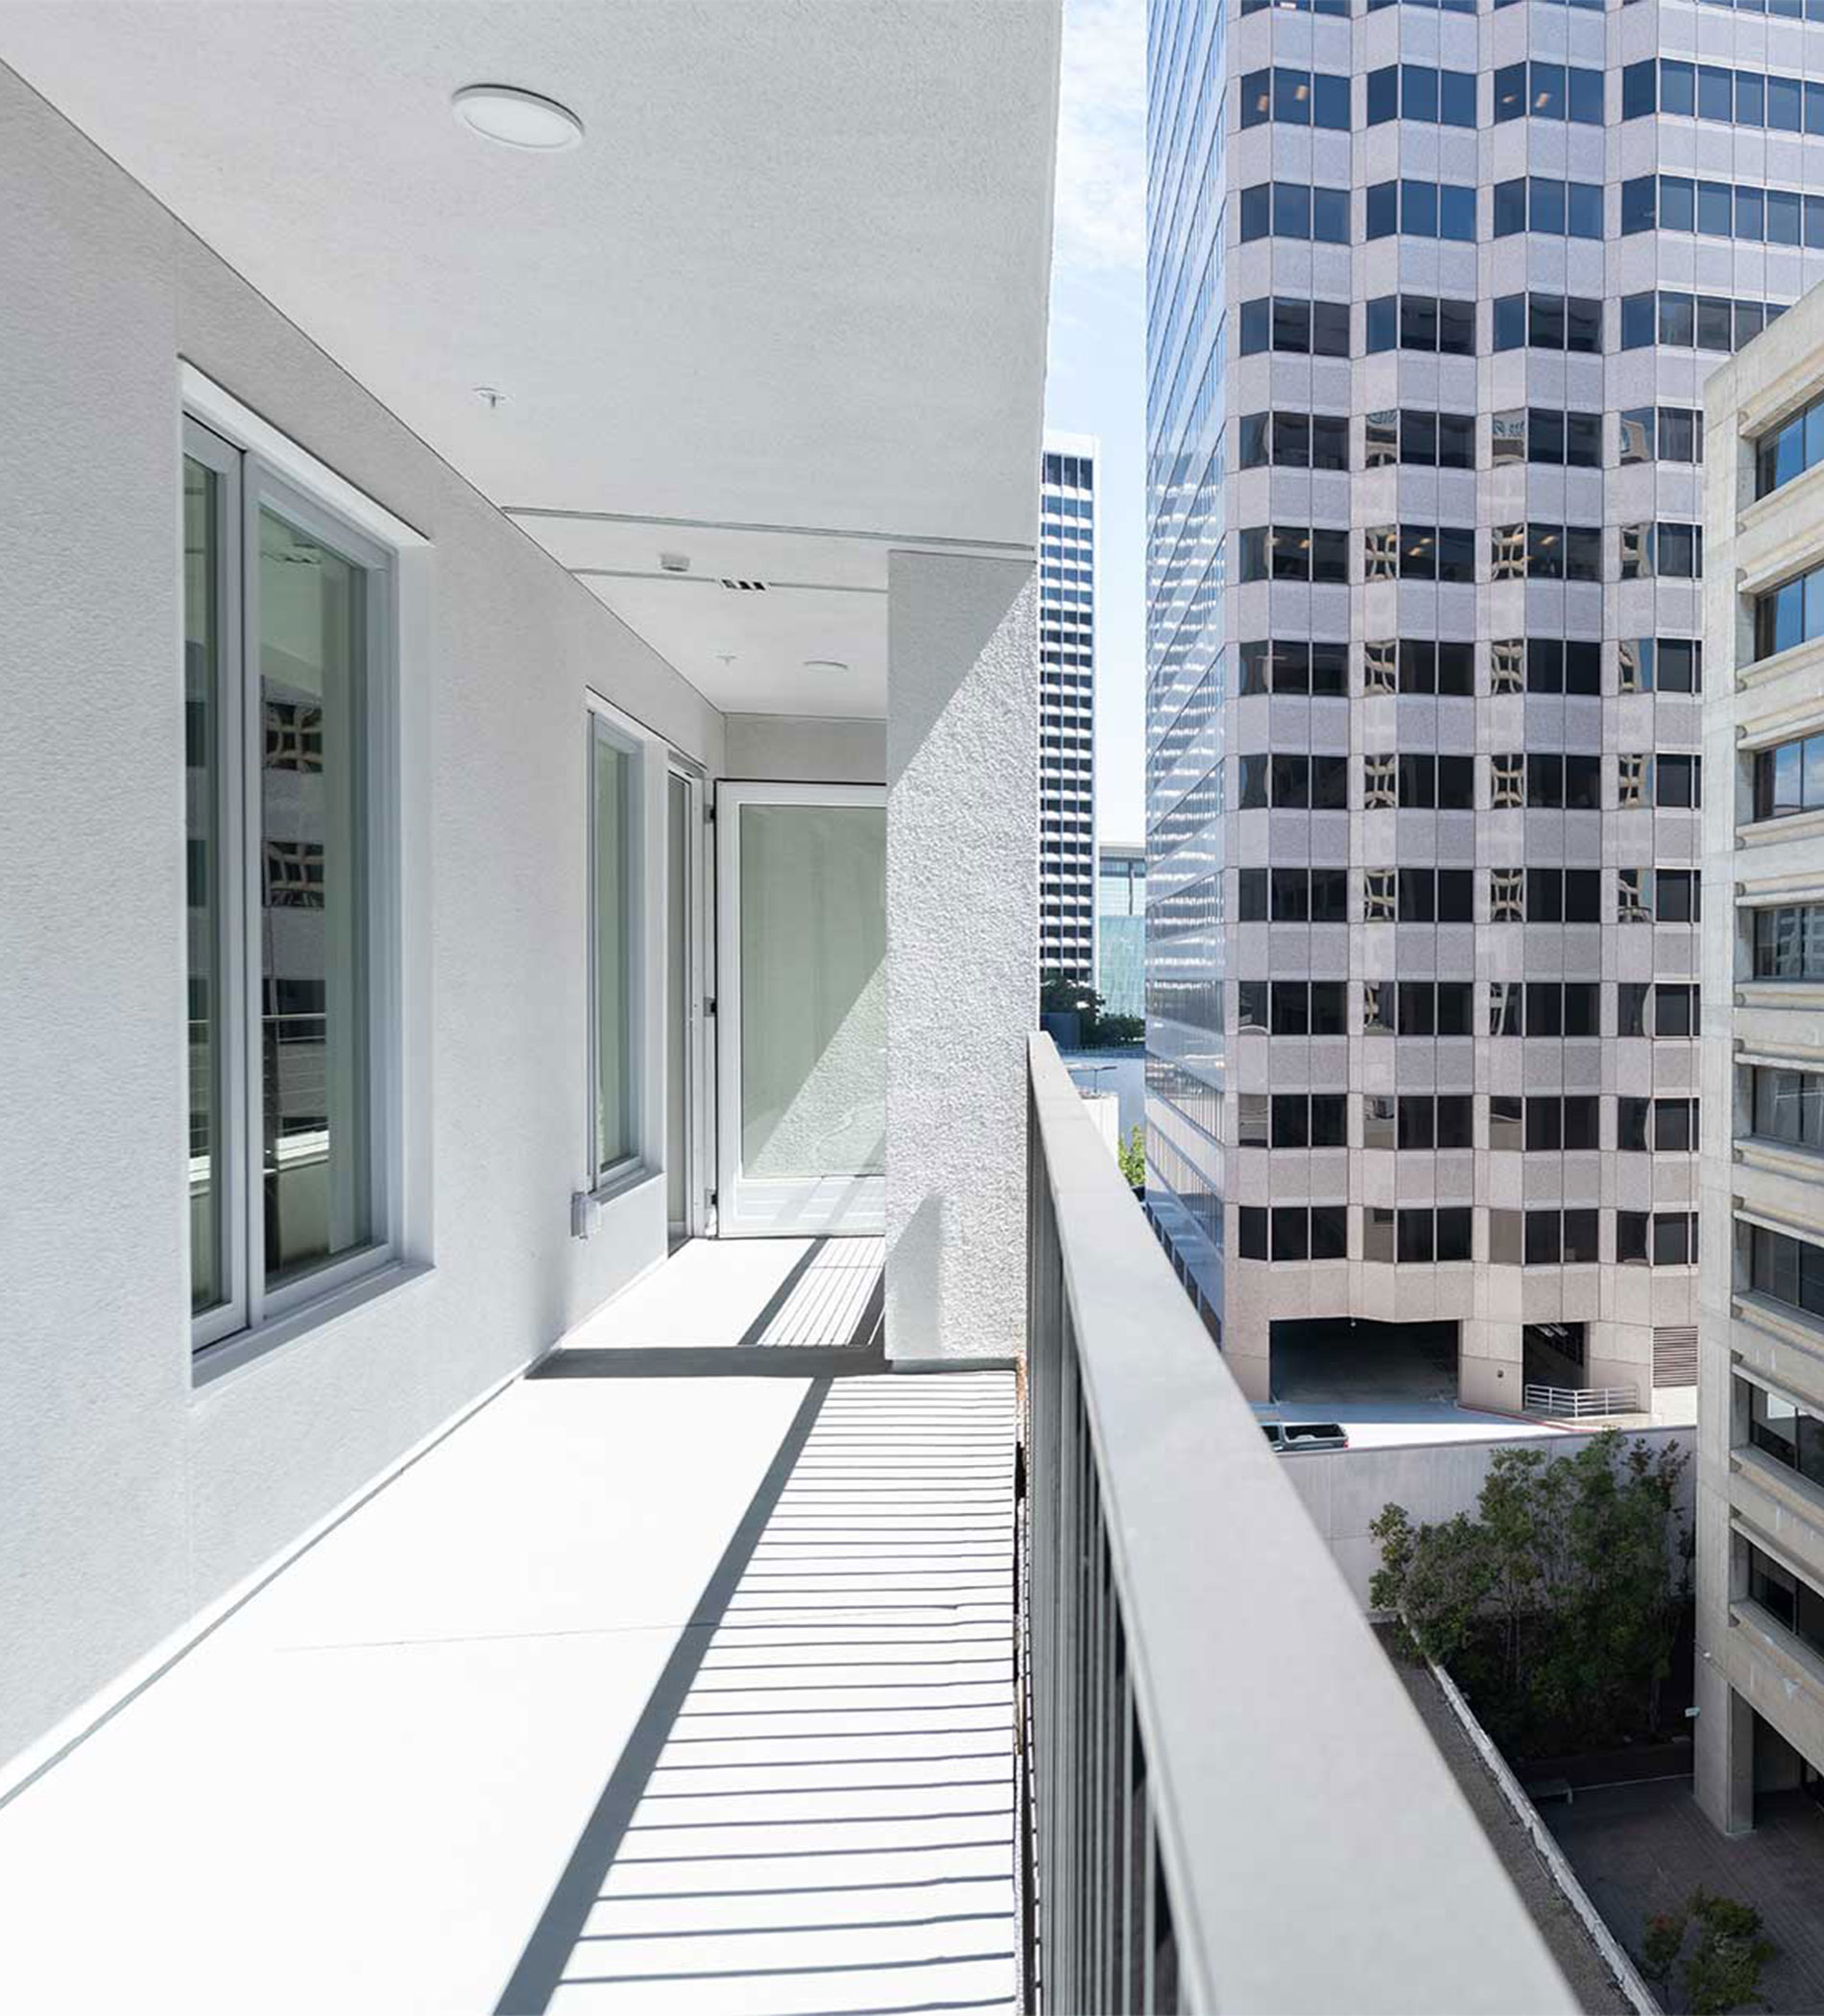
[182,419,397,1352]
[1623,173,1824,246]
[1746,1383,1824,1491]
[1363,524,1475,584]
[1494,61,1602,123]
[1360,639,1474,695]
[1755,905,1824,979]
[1492,292,1601,353]
[1240,66,1352,129]
[1619,407,1705,466]
[1365,179,1476,241]
[1364,1205,1474,1262]
[1751,1068,1824,1149]
[1361,980,1474,1035]
[1364,410,1476,470]
[1238,412,1351,470]
[1361,754,1473,810]
[1362,1094,1474,1150]
[1617,1097,1698,1152]
[1754,561,1824,660]
[1617,868,1699,924]
[1237,752,1350,810]
[1492,177,1602,238]
[1238,297,1353,357]
[1617,639,1702,693]
[1361,868,1474,923]
[1490,522,1601,583]
[1488,982,1599,1036]
[1365,65,1476,126]
[1364,294,1476,355]
[1240,181,1351,243]
[1617,983,1699,1038]
[1616,754,1701,809]
[1624,58,1824,133]
[1756,391,1824,498]
[1237,639,1349,696]
[1237,1204,1349,1261]
[1236,979,1350,1035]
[1488,638,1600,696]
[1621,291,1785,353]
[1238,525,1350,585]
[1619,1212,1699,1265]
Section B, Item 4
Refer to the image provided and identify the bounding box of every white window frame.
[183,409,406,1357]
[587,705,649,1198]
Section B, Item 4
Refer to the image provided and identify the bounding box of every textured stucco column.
[885,549,1038,1364]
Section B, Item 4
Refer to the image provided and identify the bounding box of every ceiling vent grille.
[719,578,769,592]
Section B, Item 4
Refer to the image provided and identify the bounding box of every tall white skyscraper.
[1144,0,1824,1406]
[1041,433,1098,989]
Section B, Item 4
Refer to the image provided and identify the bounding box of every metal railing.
[1524,1383,1642,1419]
[1020,1035,1578,2015]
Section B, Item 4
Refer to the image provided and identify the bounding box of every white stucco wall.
[722,712,885,784]
[0,66,725,1770]
[885,550,1038,1363]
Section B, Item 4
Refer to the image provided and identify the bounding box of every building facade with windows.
[1097,840,1148,1018]
[1144,0,1824,1405]
[1040,432,1098,987]
[1697,277,1824,1834]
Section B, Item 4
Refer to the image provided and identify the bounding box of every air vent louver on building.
[719,578,768,591]
[1653,1324,1699,1390]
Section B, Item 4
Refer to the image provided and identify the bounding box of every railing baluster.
[1019,1034,1574,2016]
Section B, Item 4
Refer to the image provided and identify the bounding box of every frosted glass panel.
[739,804,885,1179]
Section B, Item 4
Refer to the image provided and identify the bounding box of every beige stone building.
[1698,275,1824,1831]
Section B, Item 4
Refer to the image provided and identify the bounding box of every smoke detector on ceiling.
[659,552,691,574]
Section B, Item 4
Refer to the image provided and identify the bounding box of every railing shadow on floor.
[493,1370,1020,2016]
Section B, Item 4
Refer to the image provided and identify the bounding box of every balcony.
[0,1045,1576,2014]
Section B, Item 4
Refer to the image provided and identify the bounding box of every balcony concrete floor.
[0,1241,1018,2015]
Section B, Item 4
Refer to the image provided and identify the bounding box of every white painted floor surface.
[0,1244,1017,2016]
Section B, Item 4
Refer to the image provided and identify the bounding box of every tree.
[1041,970,1102,1021]
[1116,1123,1144,1190]
[1639,1893,1775,2015]
[1371,1430,1692,1755]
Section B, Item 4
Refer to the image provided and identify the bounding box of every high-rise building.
[1097,841,1147,1019]
[1041,433,1097,988]
[1142,2,1821,1405]
[1697,279,1824,1834]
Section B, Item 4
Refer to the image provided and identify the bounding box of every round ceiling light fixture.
[452,84,585,152]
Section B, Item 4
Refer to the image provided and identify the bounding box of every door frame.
[713,780,886,1237]
[666,757,710,1241]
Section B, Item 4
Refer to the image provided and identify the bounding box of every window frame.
[587,707,650,1197]
[182,412,405,1356]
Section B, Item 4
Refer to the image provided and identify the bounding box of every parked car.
[1260,1421,1349,1453]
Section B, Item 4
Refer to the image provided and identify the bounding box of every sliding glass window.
[182,417,396,1352]
[590,714,643,1188]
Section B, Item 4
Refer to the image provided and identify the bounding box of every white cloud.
[1054,0,1145,276]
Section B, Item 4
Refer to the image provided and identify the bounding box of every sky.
[1046,0,1146,846]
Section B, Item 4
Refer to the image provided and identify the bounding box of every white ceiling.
[0,0,1059,718]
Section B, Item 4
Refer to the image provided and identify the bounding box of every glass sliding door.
[716,782,885,1235]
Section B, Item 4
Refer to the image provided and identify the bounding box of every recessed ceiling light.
[804,659,850,673]
[453,84,584,152]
